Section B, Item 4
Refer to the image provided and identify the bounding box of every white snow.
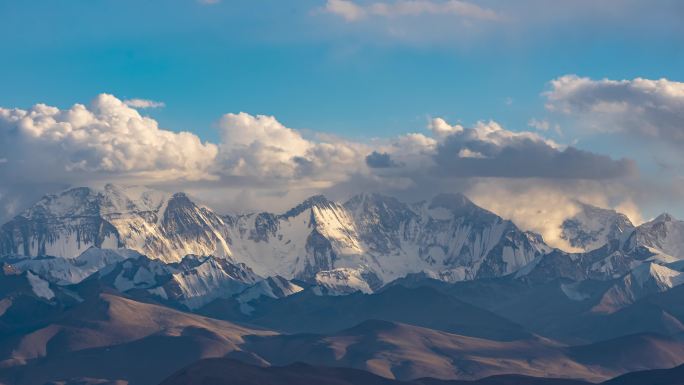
[5,188,545,294]
[314,268,374,295]
[230,193,541,291]
[237,276,303,303]
[162,257,260,309]
[560,202,634,252]
[10,248,131,285]
[632,262,684,289]
[235,276,303,314]
[560,282,590,301]
[26,271,55,300]
[636,214,684,259]
[7,184,235,263]
[593,261,684,314]
[147,286,168,300]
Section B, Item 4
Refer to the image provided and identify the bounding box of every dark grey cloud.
[365,151,400,168]
[433,129,636,179]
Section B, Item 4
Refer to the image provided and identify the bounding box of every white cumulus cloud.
[0,94,218,184]
[545,75,684,143]
[217,112,368,185]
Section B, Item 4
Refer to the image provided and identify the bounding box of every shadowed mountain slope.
[159,358,597,385]
[200,284,532,341]
[601,363,684,385]
[242,319,684,382]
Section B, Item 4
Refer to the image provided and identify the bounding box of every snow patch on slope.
[9,248,136,284]
[157,256,261,309]
[236,276,304,314]
[314,268,374,295]
[26,271,55,300]
[593,261,684,314]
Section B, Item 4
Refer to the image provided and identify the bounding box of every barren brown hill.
[0,293,273,385]
[3,292,684,385]
[243,319,681,382]
[602,363,684,385]
[201,285,532,341]
[159,358,595,385]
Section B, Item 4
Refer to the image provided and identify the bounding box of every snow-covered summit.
[627,213,684,259]
[560,202,634,252]
[1,186,557,293]
[0,185,234,263]
[593,261,684,314]
[281,194,337,218]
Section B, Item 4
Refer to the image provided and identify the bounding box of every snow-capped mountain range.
[0,185,549,288]
[4,184,684,304]
[0,185,233,262]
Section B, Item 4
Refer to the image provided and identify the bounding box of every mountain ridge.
[5,184,684,304]
[1,186,551,291]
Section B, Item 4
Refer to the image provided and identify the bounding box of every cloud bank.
[430,119,635,179]
[546,75,684,144]
[0,94,217,184]
[314,0,684,46]
[363,118,634,183]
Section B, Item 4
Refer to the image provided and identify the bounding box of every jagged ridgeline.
[6,185,684,385]
[3,184,684,300]
[0,184,549,290]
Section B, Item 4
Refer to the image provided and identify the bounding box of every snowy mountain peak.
[622,213,684,261]
[236,275,303,304]
[2,186,563,293]
[0,185,235,262]
[281,194,335,218]
[162,192,209,230]
[592,261,684,314]
[170,191,191,201]
[560,202,634,252]
[24,186,99,218]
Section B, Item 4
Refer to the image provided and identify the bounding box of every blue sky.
[1,0,682,142]
[1,0,684,246]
